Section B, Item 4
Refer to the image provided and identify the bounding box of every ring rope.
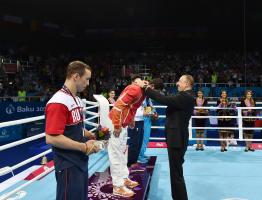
[0,166,54,200]
[0,116,45,128]
[0,133,45,152]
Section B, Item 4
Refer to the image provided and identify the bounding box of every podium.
[88,156,157,200]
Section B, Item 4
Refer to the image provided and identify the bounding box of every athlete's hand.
[113,128,122,137]
[129,120,135,129]
[84,130,96,140]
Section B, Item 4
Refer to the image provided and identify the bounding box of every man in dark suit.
[137,75,195,200]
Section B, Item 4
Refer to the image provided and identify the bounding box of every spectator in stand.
[107,89,116,105]
[211,71,218,96]
[18,87,26,102]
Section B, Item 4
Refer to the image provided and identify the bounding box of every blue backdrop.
[0,102,46,144]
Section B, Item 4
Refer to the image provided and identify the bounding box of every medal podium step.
[88,156,157,200]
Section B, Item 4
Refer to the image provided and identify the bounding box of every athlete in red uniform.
[108,74,146,197]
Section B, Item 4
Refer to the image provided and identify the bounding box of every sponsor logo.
[5,104,15,115]
[156,142,164,147]
[1,129,7,136]
[4,105,45,115]
[17,106,34,113]
[0,129,9,139]
[30,128,41,132]
[43,166,49,171]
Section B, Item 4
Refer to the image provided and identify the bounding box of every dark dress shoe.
[248,147,255,152]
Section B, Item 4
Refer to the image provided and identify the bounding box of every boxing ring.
[0,96,262,200]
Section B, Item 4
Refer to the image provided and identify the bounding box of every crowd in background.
[0,47,261,153]
[0,47,261,102]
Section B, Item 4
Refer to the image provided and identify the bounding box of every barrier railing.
[150,105,262,142]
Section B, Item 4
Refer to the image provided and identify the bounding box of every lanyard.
[62,85,79,107]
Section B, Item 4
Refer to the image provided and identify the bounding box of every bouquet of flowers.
[95,125,110,140]
[93,125,111,151]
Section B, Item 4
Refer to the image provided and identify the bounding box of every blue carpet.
[1,147,261,200]
[147,147,262,200]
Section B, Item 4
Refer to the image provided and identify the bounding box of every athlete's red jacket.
[109,84,145,129]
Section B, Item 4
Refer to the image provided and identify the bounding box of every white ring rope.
[191,127,261,130]
[83,105,99,110]
[0,99,106,198]
[0,133,45,152]
[0,97,99,195]
[154,105,167,108]
[0,99,99,152]
[82,99,99,106]
[84,120,99,127]
[157,115,262,119]
[0,149,52,176]
[0,102,260,153]
[89,127,97,133]
[195,106,260,109]
[10,149,52,172]
[0,166,55,200]
[197,101,262,105]
[151,126,165,129]
[0,116,45,128]
[149,137,262,142]
[85,110,99,117]
[151,105,262,141]
[191,116,262,119]
[85,115,99,121]
[150,126,262,130]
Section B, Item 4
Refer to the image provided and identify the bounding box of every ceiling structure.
[0,0,261,50]
[0,0,260,29]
